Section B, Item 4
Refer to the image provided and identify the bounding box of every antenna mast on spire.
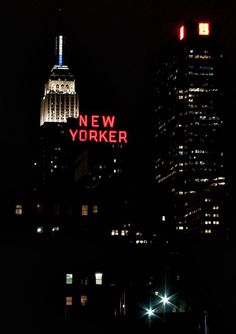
[55,5,65,66]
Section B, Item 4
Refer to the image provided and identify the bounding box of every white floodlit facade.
[40,36,79,125]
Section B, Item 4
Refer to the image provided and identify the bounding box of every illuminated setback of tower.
[40,35,79,126]
[153,22,227,238]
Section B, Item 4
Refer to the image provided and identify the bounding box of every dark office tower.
[153,22,227,240]
[33,121,76,193]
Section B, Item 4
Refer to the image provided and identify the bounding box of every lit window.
[95,272,103,285]
[92,205,98,214]
[66,274,73,285]
[15,204,23,215]
[199,22,210,36]
[162,216,166,222]
[80,295,88,306]
[36,226,43,234]
[81,205,88,216]
[66,296,72,306]
[204,229,212,234]
[136,239,148,244]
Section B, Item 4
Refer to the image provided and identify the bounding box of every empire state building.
[40,35,79,125]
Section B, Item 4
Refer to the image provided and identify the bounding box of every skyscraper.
[153,21,227,240]
[40,35,79,126]
[35,32,128,193]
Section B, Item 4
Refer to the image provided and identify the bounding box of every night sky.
[1,0,235,193]
[1,1,236,331]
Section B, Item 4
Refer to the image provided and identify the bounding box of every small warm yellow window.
[80,295,88,306]
[15,204,23,215]
[92,205,98,214]
[66,296,72,306]
[81,205,88,216]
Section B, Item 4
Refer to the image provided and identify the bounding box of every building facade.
[24,31,189,332]
[153,21,227,240]
[40,35,79,126]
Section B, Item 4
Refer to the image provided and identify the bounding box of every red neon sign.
[69,114,128,143]
[179,25,185,40]
[198,22,210,36]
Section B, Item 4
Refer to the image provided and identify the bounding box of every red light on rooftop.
[198,22,210,35]
[179,25,185,40]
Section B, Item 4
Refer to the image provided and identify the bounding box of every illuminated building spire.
[55,35,64,66]
[55,6,65,66]
[40,5,79,126]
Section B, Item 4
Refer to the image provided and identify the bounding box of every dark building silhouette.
[8,31,190,333]
[153,21,228,241]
